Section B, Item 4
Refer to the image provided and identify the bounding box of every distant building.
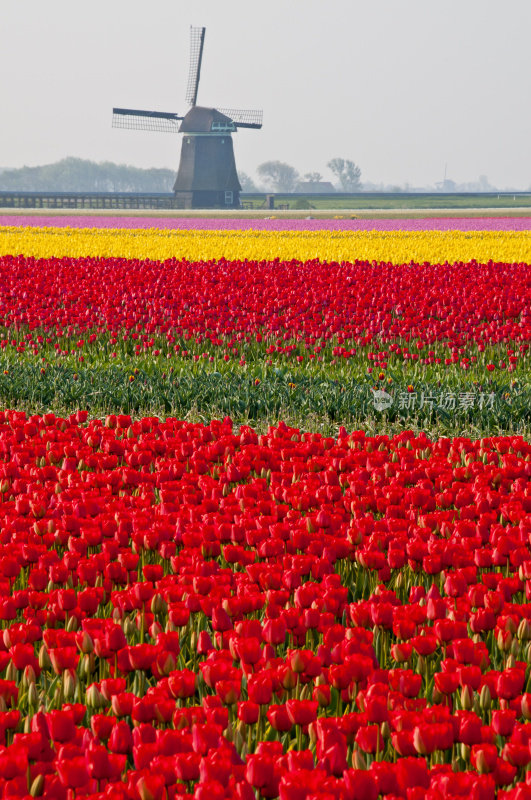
[435,179,457,192]
[296,181,336,193]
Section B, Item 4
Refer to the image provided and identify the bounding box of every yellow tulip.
[0,225,529,264]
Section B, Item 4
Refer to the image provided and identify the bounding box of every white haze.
[1,0,530,189]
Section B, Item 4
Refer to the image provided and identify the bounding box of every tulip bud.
[224,722,234,743]
[474,749,492,774]
[81,653,95,680]
[480,684,491,711]
[22,665,37,688]
[63,668,77,699]
[460,743,470,762]
[5,662,17,682]
[30,774,45,798]
[86,684,105,708]
[76,631,94,654]
[380,721,390,740]
[517,618,531,641]
[299,684,312,700]
[497,629,512,652]
[352,749,367,769]
[149,620,163,639]
[66,614,78,632]
[307,721,317,746]
[157,651,176,677]
[25,681,38,708]
[504,616,517,634]
[38,645,52,671]
[432,687,443,705]
[232,726,244,752]
[151,593,167,616]
[460,685,474,710]
[521,693,531,720]
[123,617,138,638]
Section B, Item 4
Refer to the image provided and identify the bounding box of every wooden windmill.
[112,26,262,208]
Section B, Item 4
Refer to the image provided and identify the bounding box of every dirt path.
[1,207,531,219]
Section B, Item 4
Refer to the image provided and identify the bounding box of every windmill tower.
[112,26,262,209]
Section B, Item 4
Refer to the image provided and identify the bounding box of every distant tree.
[257,161,300,192]
[238,171,259,192]
[303,172,323,183]
[327,158,362,191]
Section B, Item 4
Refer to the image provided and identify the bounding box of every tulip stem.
[247,722,253,754]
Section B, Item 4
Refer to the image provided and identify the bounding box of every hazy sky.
[2,0,530,188]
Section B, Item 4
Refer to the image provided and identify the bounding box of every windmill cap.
[180,106,235,133]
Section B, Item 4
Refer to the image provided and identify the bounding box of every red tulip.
[247,674,273,705]
[266,704,292,732]
[55,756,90,788]
[343,769,378,800]
[246,753,275,788]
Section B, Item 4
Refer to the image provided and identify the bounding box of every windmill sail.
[216,108,263,129]
[185,26,206,106]
[112,108,183,133]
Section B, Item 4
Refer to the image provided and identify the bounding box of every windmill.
[112,26,262,209]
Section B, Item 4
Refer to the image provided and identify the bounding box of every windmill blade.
[216,108,263,129]
[112,108,183,133]
[185,26,206,106]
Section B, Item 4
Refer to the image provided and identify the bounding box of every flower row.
[2,215,531,232]
[1,226,530,262]
[0,257,528,354]
[0,411,528,798]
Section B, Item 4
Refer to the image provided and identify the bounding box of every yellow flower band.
[0,226,529,263]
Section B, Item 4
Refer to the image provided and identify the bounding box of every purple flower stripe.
[0,215,530,231]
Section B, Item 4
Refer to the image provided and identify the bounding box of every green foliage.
[0,362,527,439]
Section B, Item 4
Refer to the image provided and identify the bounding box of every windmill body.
[112,27,262,209]
[174,107,241,208]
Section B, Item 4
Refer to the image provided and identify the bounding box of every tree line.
[0,156,362,193]
[0,158,175,192]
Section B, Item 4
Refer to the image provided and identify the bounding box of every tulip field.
[0,217,529,799]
